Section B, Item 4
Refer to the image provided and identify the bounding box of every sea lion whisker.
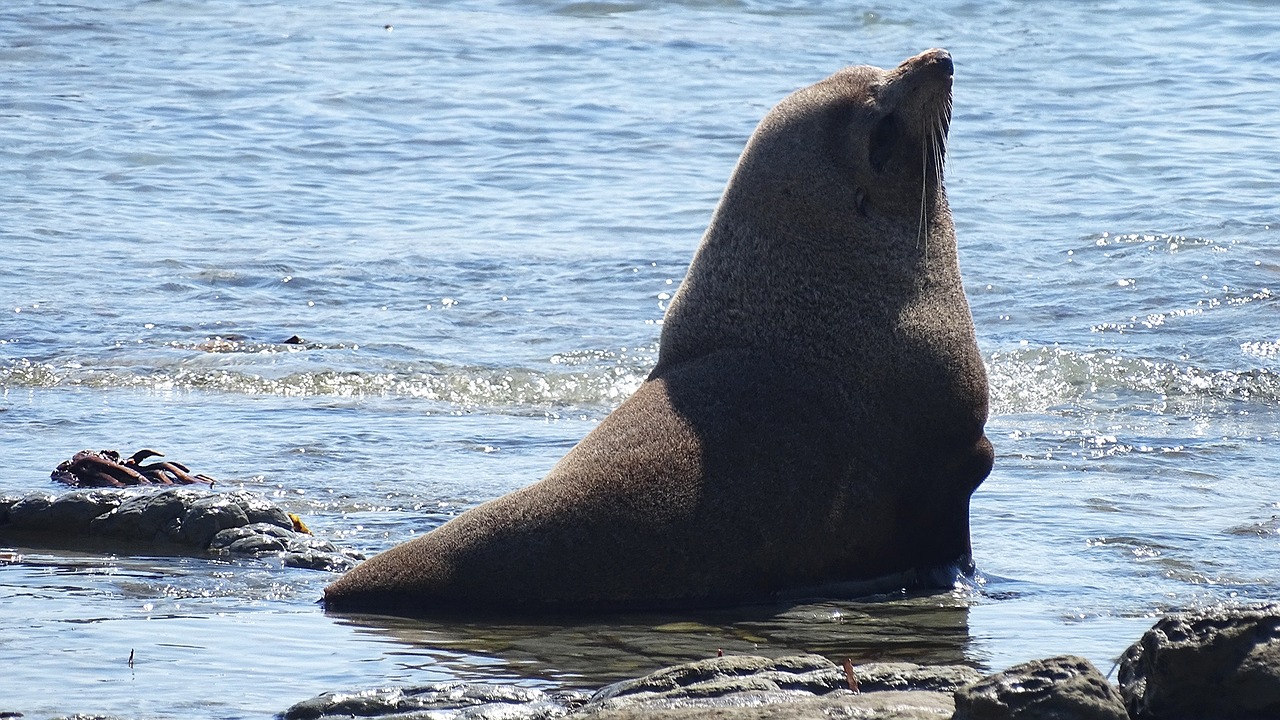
[917,115,930,254]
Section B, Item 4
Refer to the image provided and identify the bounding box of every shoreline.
[284,603,1280,720]
[3,486,1276,719]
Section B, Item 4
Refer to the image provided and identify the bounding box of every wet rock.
[0,487,357,571]
[854,661,982,693]
[209,522,362,571]
[285,656,970,720]
[212,524,292,554]
[585,654,840,710]
[583,691,955,719]
[4,490,130,535]
[179,494,250,546]
[280,548,360,572]
[89,487,206,542]
[583,654,973,714]
[1118,603,1280,719]
[222,489,292,528]
[4,492,58,530]
[952,655,1127,720]
[281,682,588,720]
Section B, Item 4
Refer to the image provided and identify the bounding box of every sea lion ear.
[868,112,899,173]
[854,187,868,216]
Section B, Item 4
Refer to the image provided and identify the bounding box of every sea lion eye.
[869,112,899,172]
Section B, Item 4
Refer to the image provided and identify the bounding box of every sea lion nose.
[902,48,953,79]
[920,48,953,77]
[931,50,953,77]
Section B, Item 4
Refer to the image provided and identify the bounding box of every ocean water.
[2,1,1278,717]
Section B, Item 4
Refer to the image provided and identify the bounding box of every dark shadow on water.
[327,589,978,689]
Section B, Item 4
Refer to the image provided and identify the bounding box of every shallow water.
[2,1,1278,717]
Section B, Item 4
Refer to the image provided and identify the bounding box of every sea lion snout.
[899,48,953,78]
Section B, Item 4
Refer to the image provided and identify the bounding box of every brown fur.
[324,49,993,614]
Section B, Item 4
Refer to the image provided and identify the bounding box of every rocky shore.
[283,603,1280,720]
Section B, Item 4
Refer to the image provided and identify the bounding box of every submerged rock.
[854,661,982,694]
[0,487,361,571]
[284,654,973,720]
[582,692,955,719]
[1118,603,1280,719]
[209,522,359,571]
[952,655,1127,720]
[281,682,589,720]
[583,654,977,713]
[583,654,843,710]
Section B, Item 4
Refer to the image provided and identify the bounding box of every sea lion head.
[658,48,968,375]
[723,48,953,248]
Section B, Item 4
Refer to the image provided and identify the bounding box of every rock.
[854,662,982,694]
[285,655,971,720]
[222,489,292,528]
[280,549,360,572]
[280,682,588,720]
[953,655,1127,720]
[4,491,58,531]
[89,487,205,542]
[583,654,974,714]
[44,489,133,531]
[1118,603,1280,719]
[584,654,841,711]
[0,486,357,571]
[178,494,250,546]
[3,490,131,535]
[216,527,290,555]
[208,523,363,571]
[582,691,955,719]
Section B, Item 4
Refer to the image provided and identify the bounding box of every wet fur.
[324,49,992,614]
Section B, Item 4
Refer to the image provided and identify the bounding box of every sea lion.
[324,48,993,614]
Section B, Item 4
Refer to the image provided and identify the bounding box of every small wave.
[987,345,1280,414]
[0,358,646,414]
[163,336,352,353]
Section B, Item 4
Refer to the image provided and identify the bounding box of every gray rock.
[1,489,130,536]
[45,489,133,531]
[209,522,295,550]
[281,682,587,720]
[179,494,250,546]
[1118,603,1280,719]
[227,533,289,554]
[0,494,18,524]
[222,489,292,529]
[953,655,1127,720]
[583,655,978,713]
[0,486,357,572]
[89,487,206,542]
[585,654,840,710]
[4,491,58,530]
[854,662,982,694]
[582,691,955,719]
[208,522,363,571]
[280,549,360,572]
